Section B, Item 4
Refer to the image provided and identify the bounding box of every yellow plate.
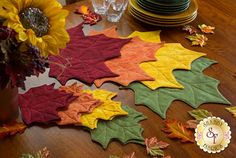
[129,0,198,20]
[130,6,197,22]
[129,9,197,26]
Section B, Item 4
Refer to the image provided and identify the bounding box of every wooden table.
[1,0,236,157]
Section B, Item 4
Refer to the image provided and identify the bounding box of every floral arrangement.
[0,0,70,89]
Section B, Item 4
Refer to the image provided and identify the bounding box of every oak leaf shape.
[49,24,131,85]
[225,106,236,118]
[188,109,213,121]
[19,84,77,125]
[90,105,146,148]
[57,83,102,125]
[90,27,163,87]
[80,89,128,129]
[186,34,208,47]
[162,119,194,143]
[140,43,205,90]
[127,58,231,118]
[0,121,26,139]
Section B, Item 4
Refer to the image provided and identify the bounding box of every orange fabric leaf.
[0,121,26,139]
[57,83,102,125]
[75,5,89,14]
[162,120,194,143]
[90,27,163,87]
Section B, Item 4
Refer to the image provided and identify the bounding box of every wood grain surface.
[0,0,236,157]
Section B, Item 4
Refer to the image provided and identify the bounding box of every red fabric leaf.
[49,24,131,85]
[19,84,77,125]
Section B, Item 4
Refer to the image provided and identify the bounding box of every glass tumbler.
[91,0,111,15]
[106,0,128,22]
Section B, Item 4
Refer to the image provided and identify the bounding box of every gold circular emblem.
[195,117,231,153]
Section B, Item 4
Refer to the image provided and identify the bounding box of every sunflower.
[0,0,70,57]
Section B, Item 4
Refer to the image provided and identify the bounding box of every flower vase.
[0,83,19,124]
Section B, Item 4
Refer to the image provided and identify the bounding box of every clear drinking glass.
[91,0,111,15]
[106,0,128,22]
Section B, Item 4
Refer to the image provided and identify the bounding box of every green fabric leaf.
[127,58,231,118]
[188,109,213,121]
[90,105,146,148]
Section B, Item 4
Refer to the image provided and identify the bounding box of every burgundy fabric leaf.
[19,84,77,125]
[49,24,131,85]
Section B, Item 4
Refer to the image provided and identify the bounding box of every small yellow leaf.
[141,43,205,90]
[80,89,128,129]
[128,30,161,43]
[226,107,236,118]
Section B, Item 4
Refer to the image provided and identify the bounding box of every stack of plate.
[137,0,191,14]
[129,0,198,27]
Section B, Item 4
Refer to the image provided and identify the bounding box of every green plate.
[129,0,198,20]
[146,0,190,7]
[137,0,189,14]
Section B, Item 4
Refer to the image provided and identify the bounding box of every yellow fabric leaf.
[226,107,236,118]
[128,30,161,43]
[141,43,205,90]
[80,89,128,129]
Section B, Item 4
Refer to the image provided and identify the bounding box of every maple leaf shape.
[89,27,163,87]
[90,105,146,148]
[128,30,161,43]
[127,58,231,118]
[0,121,26,139]
[198,24,215,34]
[49,24,131,85]
[80,89,128,129]
[57,83,102,125]
[162,119,194,143]
[225,106,236,118]
[188,109,213,121]
[145,137,169,157]
[140,43,205,90]
[186,34,208,47]
[182,25,197,34]
[19,84,77,125]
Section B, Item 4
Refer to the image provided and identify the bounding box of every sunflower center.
[19,7,50,37]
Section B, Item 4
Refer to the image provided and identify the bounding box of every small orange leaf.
[0,121,26,139]
[75,5,89,14]
[198,24,215,34]
[162,120,194,143]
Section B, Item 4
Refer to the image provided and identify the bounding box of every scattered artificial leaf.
[127,58,231,118]
[75,5,89,14]
[49,24,131,85]
[188,109,213,121]
[162,120,194,143]
[90,105,146,148]
[57,83,102,125]
[183,25,197,34]
[186,34,208,47]
[21,147,50,158]
[145,137,169,157]
[128,30,161,43]
[90,27,163,87]
[225,106,236,118]
[140,43,205,90]
[0,121,26,139]
[185,120,199,129]
[198,24,215,34]
[80,89,128,129]
[82,12,102,25]
[19,84,77,125]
